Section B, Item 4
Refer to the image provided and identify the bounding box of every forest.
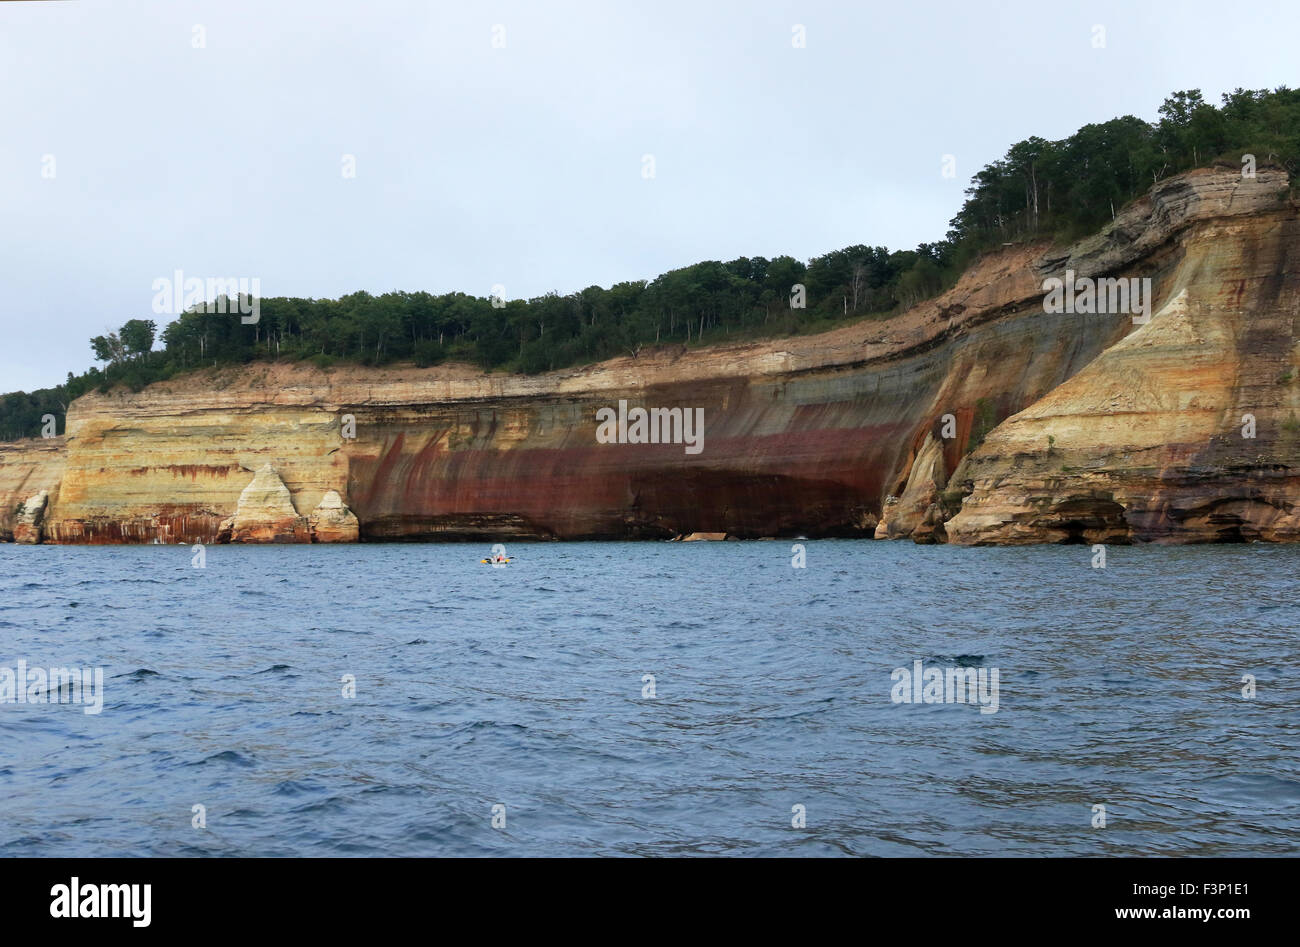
[3,86,1297,441]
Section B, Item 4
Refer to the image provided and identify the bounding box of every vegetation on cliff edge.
[2,86,1298,440]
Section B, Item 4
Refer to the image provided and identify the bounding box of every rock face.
[1,438,63,541]
[13,490,50,544]
[946,170,1300,544]
[309,490,360,543]
[26,243,1115,543]
[876,433,948,542]
[225,464,311,544]
[0,167,1296,546]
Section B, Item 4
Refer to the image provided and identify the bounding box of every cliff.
[0,438,64,543]
[3,167,1296,545]
[946,168,1300,544]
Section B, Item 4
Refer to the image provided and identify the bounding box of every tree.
[15,82,1291,414]
[119,319,157,359]
[90,332,126,364]
[1005,137,1053,231]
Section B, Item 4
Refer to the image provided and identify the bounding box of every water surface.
[0,541,1296,856]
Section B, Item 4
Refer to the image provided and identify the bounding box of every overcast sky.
[1,0,1296,392]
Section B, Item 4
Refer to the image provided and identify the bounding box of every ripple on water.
[0,540,1295,856]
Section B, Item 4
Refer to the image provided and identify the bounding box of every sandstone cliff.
[221,463,312,544]
[309,490,360,543]
[0,437,64,542]
[1,167,1295,545]
[946,169,1300,544]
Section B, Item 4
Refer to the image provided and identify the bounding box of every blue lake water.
[0,541,1297,856]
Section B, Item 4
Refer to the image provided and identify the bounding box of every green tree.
[90,332,126,364]
[119,319,157,358]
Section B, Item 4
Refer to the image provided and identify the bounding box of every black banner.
[0,857,1280,934]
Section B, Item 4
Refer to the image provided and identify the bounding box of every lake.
[1,540,1296,856]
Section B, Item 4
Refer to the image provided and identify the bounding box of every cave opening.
[1050,497,1129,545]
[1059,521,1089,544]
[1215,524,1247,543]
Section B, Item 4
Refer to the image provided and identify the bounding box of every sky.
[1,0,1297,392]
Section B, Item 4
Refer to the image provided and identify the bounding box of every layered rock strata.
[0,437,64,542]
[0,167,1294,545]
[946,171,1300,544]
[309,490,360,543]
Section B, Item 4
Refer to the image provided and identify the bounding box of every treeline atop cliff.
[3,86,1298,441]
[948,86,1300,245]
